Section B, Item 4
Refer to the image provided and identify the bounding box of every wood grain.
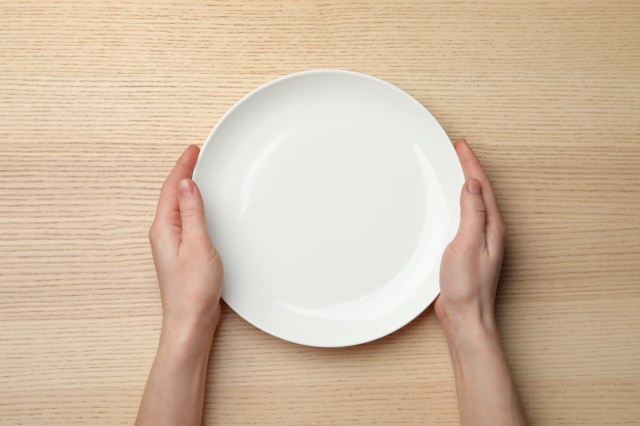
[1,1,639,424]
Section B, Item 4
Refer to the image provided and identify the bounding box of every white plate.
[193,70,463,347]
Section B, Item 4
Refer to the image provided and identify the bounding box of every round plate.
[193,70,463,347]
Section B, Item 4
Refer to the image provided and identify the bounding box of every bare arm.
[136,145,223,426]
[435,139,527,426]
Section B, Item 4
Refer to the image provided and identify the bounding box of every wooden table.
[1,1,639,424]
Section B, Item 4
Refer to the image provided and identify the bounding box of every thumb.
[177,178,212,249]
[454,178,487,249]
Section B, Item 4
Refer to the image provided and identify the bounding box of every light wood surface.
[1,1,639,424]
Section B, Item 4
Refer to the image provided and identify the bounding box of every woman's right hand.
[435,139,508,337]
[434,139,526,426]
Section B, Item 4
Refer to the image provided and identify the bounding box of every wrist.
[443,316,503,362]
[438,303,497,340]
[159,317,216,364]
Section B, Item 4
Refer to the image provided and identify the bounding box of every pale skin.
[136,139,527,426]
[435,139,527,426]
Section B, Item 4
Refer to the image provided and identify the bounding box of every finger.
[453,178,487,250]
[154,145,200,225]
[177,178,213,251]
[454,139,506,252]
[454,139,500,220]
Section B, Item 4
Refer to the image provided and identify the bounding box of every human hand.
[434,140,526,426]
[137,145,222,426]
[434,139,508,337]
[148,145,223,341]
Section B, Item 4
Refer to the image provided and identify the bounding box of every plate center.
[238,124,428,310]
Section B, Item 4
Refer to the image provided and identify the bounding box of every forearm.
[444,320,527,426]
[136,324,214,426]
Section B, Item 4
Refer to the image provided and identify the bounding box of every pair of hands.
[148,139,507,339]
[141,138,525,426]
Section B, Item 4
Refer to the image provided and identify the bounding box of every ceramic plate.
[193,70,463,347]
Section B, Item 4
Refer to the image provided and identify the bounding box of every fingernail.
[454,138,467,145]
[178,178,194,197]
[467,178,482,194]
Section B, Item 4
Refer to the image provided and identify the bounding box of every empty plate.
[193,69,463,347]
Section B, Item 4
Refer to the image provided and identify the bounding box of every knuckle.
[208,247,223,270]
[210,246,221,263]
[148,222,169,246]
[463,198,486,215]
[148,223,158,242]
[180,204,201,219]
[472,199,487,214]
